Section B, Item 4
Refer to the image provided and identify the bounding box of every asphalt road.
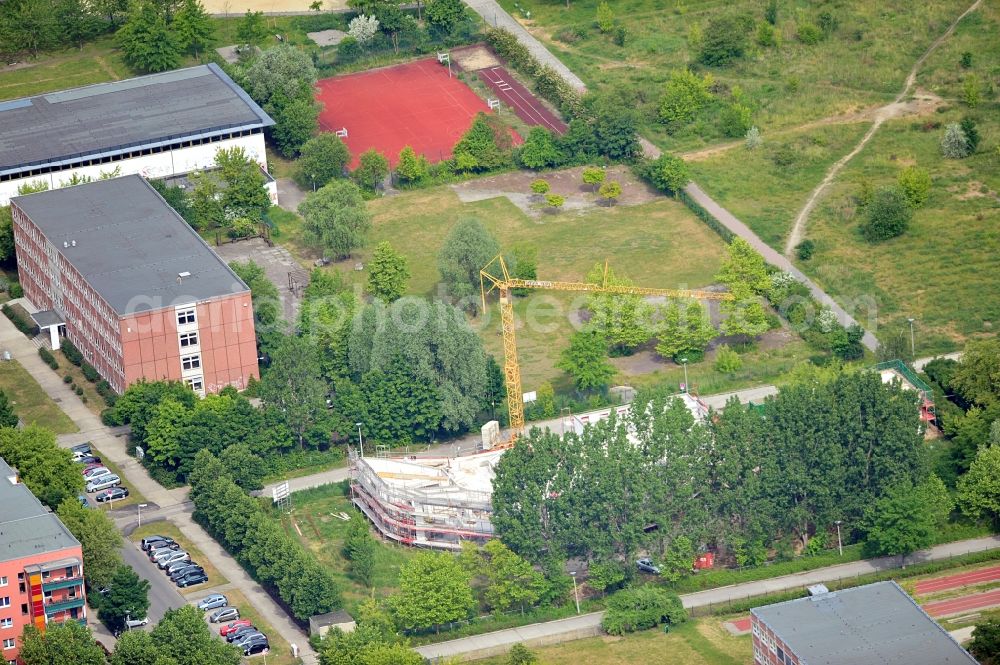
[120,542,186,624]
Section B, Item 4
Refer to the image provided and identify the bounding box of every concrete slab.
[307,29,347,47]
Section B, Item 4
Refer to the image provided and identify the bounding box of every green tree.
[518,128,564,169]
[343,518,376,587]
[116,0,182,73]
[970,619,1000,665]
[244,44,318,106]
[0,390,17,427]
[598,180,622,205]
[587,560,626,595]
[654,301,716,361]
[438,218,500,307]
[352,148,390,192]
[861,186,912,243]
[659,69,714,126]
[897,166,931,208]
[425,0,465,36]
[958,444,1000,524]
[941,122,971,159]
[299,180,372,260]
[257,335,327,447]
[699,13,752,66]
[453,112,511,172]
[507,644,538,665]
[367,241,409,302]
[57,498,124,590]
[719,102,753,137]
[19,622,106,665]
[188,170,224,230]
[587,94,641,160]
[0,207,15,263]
[557,327,616,392]
[530,179,550,196]
[214,146,271,221]
[390,551,475,630]
[950,339,1000,407]
[586,263,654,353]
[662,535,695,582]
[110,630,164,665]
[172,0,213,56]
[963,73,982,107]
[318,620,421,665]
[714,343,743,373]
[395,146,430,184]
[55,0,103,49]
[716,238,770,338]
[228,260,282,348]
[602,587,687,635]
[236,9,266,44]
[582,166,606,191]
[642,154,689,195]
[961,116,981,153]
[863,476,952,559]
[150,606,241,665]
[545,193,565,211]
[596,1,614,33]
[269,95,320,158]
[296,134,351,191]
[481,539,546,612]
[218,442,266,491]
[99,564,151,633]
[0,425,82,509]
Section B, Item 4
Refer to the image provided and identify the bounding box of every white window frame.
[0,598,8,609]
[1,638,12,650]
[0,618,11,629]
[0,577,6,587]
[176,308,197,326]
[179,332,198,348]
[181,354,201,372]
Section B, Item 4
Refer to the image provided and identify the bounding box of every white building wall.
[0,133,269,205]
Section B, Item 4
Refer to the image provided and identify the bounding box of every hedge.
[677,188,735,242]
[2,304,38,337]
[38,347,59,370]
[60,338,83,366]
[81,361,99,383]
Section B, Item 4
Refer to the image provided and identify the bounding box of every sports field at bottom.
[315,58,499,168]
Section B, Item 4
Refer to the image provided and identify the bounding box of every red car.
[219,619,253,637]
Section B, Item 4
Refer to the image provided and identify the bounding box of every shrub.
[897,166,931,207]
[613,25,628,47]
[797,22,823,45]
[75,386,84,396]
[337,35,361,62]
[602,587,687,635]
[714,344,743,373]
[60,339,83,366]
[81,362,100,383]
[96,380,112,397]
[817,10,838,35]
[530,179,550,196]
[596,1,614,33]
[699,13,752,66]
[764,0,778,25]
[963,74,981,108]
[745,125,762,150]
[598,180,622,205]
[545,194,565,211]
[796,239,815,260]
[960,51,973,68]
[719,102,752,138]
[770,145,796,168]
[1,304,38,337]
[941,123,970,158]
[582,166,606,190]
[640,154,689,195]
[756,22,776,47]
[8,283,22,298]
[961,117,980,153]
[38,347,59,370]
[658,69,714,126]
[64,375,73,384]
[861,187,912,243]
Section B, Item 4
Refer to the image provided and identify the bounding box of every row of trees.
[116,0,213,74]
[189,449,342,621]
[0,0,123,58]
[492,370,936,570]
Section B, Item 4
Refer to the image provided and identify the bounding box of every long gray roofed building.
[0,458,81,564]
[11,175,249,315]
[751,581,978,665]
[0,63,272,177]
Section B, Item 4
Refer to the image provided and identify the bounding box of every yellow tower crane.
[480,255,735,447]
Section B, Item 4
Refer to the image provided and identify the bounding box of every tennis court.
[478,65,568,135]
[316,58,494,168]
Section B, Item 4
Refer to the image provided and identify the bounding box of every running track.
[924,588,1000,618]
[916,565,1000,594]
[478,66,568,135]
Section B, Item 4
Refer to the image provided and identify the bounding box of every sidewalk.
[415,535,1000,661]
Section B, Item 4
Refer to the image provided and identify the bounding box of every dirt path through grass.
[782,0,983,257]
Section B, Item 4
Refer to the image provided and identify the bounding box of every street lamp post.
[835,520,843,556]
[570,571,580,614]
[356,423,364,458]
[137,503,148,530]
[680,357,689,393]
[310,174,316,192]
[907,318,915,357]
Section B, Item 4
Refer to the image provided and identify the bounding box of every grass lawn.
[51,351,108,417]
[209,588,302,665]
[0,360,78,434]
[130,522,229,590]
[280,483,418,612]
[499,0,971,152]
[479,618,751,665]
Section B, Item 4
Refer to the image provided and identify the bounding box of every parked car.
[165,560,198,576]
[636,558,661,575]
[86,474,121,493]
[75,455,102,465]
[244,639,270,656]
[156,551,190,569]
[176,571,208,588]
[125,616,149,628]
[233,632,266,648]
[226,624,258,642]
[197,594,228,611]
[95,487,129,503]
[77,494,90,508]
[169,565,203,581]
[148,543,180,561]
[210,607,239,623]
[70,443,93,459]
[140,536,174,552]
[219,619,253,637]
[82,466,112,481]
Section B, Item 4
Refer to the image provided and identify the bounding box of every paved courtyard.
[213,238,306,325]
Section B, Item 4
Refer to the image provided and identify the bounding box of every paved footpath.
[416,535,1000,661]
[0,314,318,664]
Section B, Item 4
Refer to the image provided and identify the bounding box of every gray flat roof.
[752,581,978,665]
[12,175,250,315]
[0,63,273,176]
[0,458,81,564]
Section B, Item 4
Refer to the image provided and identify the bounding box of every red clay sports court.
[316,58,501,168]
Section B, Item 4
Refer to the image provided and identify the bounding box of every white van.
[86,474,121,492]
